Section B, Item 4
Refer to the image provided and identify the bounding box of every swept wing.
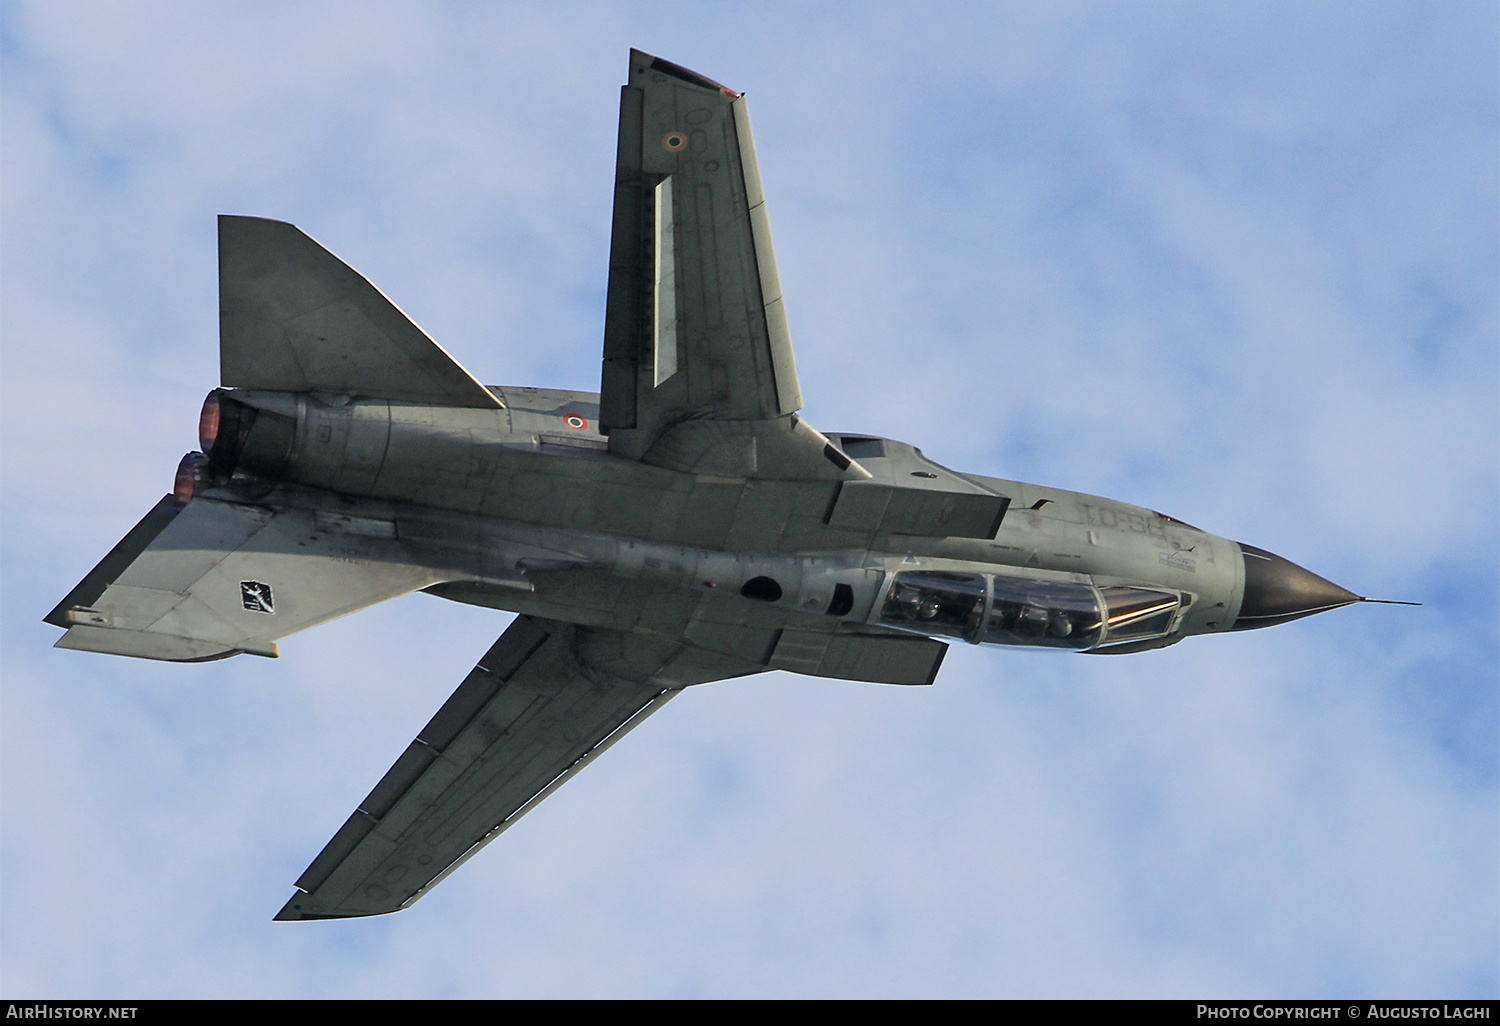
[275,615,762,919]
[48,52,979,921]
[601,50,831,476]
[48,495,448,661]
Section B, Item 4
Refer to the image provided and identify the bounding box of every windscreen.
[1098,586,1180,644]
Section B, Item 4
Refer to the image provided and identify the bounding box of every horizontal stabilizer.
[219,215,502,408]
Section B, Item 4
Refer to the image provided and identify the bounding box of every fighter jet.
[46,50,1407,920]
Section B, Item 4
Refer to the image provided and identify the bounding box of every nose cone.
[1232,543,1359,631]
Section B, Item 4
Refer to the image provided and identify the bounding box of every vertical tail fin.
[218,215,502,408]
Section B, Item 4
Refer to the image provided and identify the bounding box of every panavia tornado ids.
[46,50,1408,920]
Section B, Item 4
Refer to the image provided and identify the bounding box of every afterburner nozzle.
[173,452,208,507]
[199,391,221,454]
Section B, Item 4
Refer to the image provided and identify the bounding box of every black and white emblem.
[240,581,275,614]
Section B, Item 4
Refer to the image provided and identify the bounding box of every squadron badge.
[240,581,275,614]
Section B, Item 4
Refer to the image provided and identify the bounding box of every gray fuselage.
[195,384,1259,661]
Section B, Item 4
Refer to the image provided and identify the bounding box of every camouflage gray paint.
[47,50,1377,920]
[167,381,1251,659]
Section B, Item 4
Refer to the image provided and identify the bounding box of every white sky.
[2,1,1495,999]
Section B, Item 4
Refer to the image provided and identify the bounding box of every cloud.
[3,0,1494,998]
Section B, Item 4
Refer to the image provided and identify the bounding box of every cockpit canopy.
[876,570,1183,651]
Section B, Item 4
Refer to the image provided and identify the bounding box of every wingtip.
[274,890,392,921]
[273,892,309,921]
[218,213,296,230]
[629,49,739,97]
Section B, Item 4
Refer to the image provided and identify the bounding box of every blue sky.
[2,1,1495,998]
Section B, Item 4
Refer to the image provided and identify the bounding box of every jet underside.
[47,50,1368,919]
